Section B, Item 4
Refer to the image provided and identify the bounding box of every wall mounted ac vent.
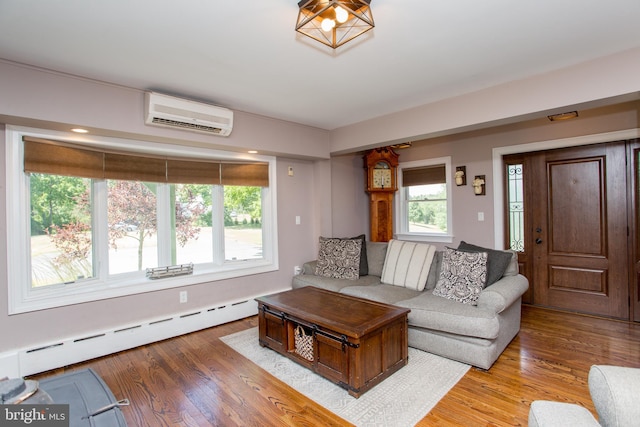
[144,92,233,136]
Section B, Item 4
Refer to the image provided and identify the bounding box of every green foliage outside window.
[30,173,263,286]
[407,184,447,233]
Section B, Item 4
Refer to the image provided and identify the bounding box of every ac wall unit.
[144,92,233,136]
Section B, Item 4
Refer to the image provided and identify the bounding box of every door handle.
[535,238,543,244]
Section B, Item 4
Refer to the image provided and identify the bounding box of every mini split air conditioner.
[144,92,233,136]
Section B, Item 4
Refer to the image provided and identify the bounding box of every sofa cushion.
[292,271,382,292]
[457,241,513,286]
[396,290,500,339]
[380,239,436,291]
[365,241,388,277]
[315,237,362,280]
[433,248,487,305]
[340,283,422,305]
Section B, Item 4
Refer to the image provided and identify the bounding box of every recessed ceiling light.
[248,150,258,154]
[71,128,89,133]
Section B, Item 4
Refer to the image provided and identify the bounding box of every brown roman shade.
[23,138,104,179]
[23,136,269,187]
[166,159,221,185]
[402,165,446,186]
[104,153,167,182]
[221,163,269,187]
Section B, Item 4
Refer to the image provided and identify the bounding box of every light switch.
[295,215,301,225]
[478,212,484,221]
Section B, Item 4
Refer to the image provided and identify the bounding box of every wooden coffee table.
[256,286,410,398]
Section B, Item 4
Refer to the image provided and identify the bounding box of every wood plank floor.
[31,305,640,426]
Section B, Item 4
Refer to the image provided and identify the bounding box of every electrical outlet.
[294,266,302,275]
[179,291,188,303]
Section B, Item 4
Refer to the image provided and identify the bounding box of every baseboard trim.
[0,292,275,378]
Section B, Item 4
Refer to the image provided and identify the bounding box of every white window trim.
[395,156,453,243]
[6,126,279,314]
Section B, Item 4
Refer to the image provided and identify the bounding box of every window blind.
[23,136,269,187]
[402,165,446,186]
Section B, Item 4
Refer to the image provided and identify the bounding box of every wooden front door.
[507,142,630,319]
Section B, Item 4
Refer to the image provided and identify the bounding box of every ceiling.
[1,1,640,131]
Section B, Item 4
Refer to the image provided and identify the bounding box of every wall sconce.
[473,175,486,196]
[547,111,579,122]
[455,166,466,186]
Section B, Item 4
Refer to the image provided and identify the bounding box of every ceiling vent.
[144,92,233,137]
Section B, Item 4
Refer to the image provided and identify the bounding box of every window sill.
[10,261,278,315]
[394,233,453,244]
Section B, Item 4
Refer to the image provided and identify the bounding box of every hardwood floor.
[31,305,640,426]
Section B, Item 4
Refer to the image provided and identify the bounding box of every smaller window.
[395,157,452,243]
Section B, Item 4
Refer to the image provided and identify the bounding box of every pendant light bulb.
[321,18,336,32]
[335,6,349,23]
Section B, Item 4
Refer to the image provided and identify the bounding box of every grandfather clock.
[364,147,399,242]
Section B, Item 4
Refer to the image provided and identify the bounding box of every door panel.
[631,142,640,322]
[530,142,629,319]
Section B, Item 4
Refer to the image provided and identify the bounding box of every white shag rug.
[221,327,470,427]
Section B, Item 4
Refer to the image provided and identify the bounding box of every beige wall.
[329,47,640,155]
[0,61,327,351]
[328,101,640,249]
[1,57,639,355]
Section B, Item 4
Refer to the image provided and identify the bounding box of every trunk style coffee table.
[256,286,410,398]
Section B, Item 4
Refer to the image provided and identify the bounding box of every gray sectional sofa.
[291,240,529,370]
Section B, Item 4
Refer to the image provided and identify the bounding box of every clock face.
[372,168,392,189]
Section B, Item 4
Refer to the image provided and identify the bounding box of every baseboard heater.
[5,295,263,378]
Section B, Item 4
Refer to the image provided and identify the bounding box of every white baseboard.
[0,293,269,378]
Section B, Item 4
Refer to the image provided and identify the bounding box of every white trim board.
[0,290,288,378]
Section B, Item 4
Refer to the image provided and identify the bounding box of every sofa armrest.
[476,274,529,313]
[528,401,599,427]
[589,365,640,427]
[302,260,317,275]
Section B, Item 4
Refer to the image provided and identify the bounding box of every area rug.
[221,328,470,427]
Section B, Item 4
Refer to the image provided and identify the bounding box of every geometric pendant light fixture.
[296,0,374,49]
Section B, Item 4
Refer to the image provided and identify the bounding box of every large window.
[395,157,452,242]
[7,127,278,314]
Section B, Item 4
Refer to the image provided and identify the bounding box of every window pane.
[507,164,525,251]
[224,186,263,260]
[407,184,447,233]
[30,173,94,287]
[173,184,213,265]
[107,180,158,274]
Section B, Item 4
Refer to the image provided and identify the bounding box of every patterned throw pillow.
[315,237,362,280]
[433,248,487,305]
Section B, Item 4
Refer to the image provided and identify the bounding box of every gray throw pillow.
[425,251,443,290]
[457,241,513,287]
[348,234,368,276]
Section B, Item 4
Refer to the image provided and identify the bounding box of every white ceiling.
[1,0,640,131]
